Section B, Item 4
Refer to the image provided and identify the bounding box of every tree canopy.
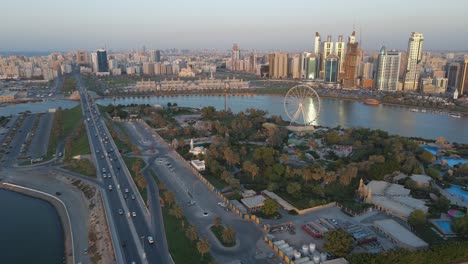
[323,229,353,257]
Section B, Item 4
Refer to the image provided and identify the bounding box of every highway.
[123,121,264,264]
[76,72,169,264]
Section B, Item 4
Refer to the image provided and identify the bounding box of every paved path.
[0,166,91,264]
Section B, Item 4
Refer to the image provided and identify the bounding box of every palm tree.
[186,225,198,242]
[197,237,211,260]
[163,191,175,207]
[213,216,222,228]
[169,204,183,219]
[222,226,236,245]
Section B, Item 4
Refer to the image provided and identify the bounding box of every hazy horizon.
[1,0,468,52]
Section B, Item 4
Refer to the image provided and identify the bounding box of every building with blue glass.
[324,55,339,83]
[96,49,109,73]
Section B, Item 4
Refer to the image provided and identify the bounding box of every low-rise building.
[410,174,432,188]
[190,160,205,171]
[374,219,428,250]
[358,180,428,219]
[241,195,265,212]
[0,91,17,102]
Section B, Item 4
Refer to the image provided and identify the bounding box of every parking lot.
[263,206,397,255]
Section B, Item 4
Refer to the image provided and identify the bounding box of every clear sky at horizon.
[1,0,467,52]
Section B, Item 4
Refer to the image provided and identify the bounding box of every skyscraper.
[291,54,301,79]
[314,32,321,55]
[343,31,360,88]
[335,35,345,74]
[321,36,334,78]
[325,55,339,83]
[303,54,318,80]
[375,46,401,91]
[232,43,240,70]
[96,49,109,73]
[249,53,257,74]
[460,60,468,95]
[155,50,161,62]
[268,52,288,79]
[403,32,424,91]
[446,63,462,90]
[149,50,161,62]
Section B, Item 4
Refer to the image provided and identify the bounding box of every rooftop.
[321,258,350,264]
[410,174,432,184]
[374,219,428,249]
[241,195,265,209]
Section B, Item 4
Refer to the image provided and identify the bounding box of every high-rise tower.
[460,60,468,95]
[403,32,424,91]
[335,35,345,74]
[325,55,339,83]
[343,31,360,88]
[321,36,334,78]
[375,46,401,91]
[96,49,109,73]
[314,32,321,54]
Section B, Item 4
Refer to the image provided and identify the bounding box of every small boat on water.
[363,99,381,105]
[410,108,419,112]
[421,109,427,113]
[449,113,462,118]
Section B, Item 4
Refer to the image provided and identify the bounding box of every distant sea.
[0,51,56,57]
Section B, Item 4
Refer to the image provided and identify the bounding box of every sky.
[1,0,467,52]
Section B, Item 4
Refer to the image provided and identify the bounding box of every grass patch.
[123,156,147,201]
[275,190,310,210]
[46,105,84,160]
[66,132,91,158]
[202,172,228,190]
[151,170,214,263]
[63,159,97,178]
[210,225,235,247]
[413,223,446,245]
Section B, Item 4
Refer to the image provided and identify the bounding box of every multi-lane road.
[123,121,265,264]
[77,72,170,264]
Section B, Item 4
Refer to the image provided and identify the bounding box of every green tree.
[163,191,175,207]
[262,198,279,216]
[169,204,183,219]
[325,131,341,145]
[323,229,353,257]
[408,210,426,227]
[131,159,142,177]
[196,237,211,260]
[186,225,198,242]
[201,106,216,119]
[266,126,288,147]
[418,150,436,164]
[452,215,468,236]
[242,161,259,181]
[213,216,222,228]
[223,147,239,167]
[222,226,236,245]
[433,195,451,212]
[287,182,302,198]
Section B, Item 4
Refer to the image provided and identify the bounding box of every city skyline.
[1,0,468,52]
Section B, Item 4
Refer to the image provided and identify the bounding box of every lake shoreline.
[0,183,70,264]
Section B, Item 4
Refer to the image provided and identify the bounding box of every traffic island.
[209,224,238,248]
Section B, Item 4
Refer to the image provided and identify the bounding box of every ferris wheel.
[284,84,321,126]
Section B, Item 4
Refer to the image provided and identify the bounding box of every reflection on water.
[96,95,467,143]
[0,95,465,143]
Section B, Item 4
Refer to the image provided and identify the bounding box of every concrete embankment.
[0,182,73,264]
